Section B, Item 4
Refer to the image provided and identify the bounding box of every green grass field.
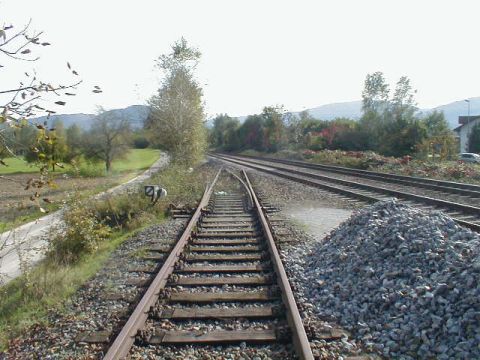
[0,149,160,175]
[0,157,40,174]
[111,148,160,172]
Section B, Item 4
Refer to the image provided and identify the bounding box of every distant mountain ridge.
[420,97,480,129]
[31,98,480,130]
[32,105,150,130]
[306,100,363,120]
[302,98,480,129]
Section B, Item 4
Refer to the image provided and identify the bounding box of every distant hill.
[306,100,363,120]
[30,97,480,131]
[231,101,363,124]
[303,98,480,128]
[32,113,96,129]
[232,98,480,129]
[31,105,150,130]
[418,97,480,129]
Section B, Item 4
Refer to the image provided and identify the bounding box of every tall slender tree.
[146,38,206,165]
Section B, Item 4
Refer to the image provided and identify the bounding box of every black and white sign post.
[144,185,167,204]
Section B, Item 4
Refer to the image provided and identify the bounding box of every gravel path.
[0,154,170,285]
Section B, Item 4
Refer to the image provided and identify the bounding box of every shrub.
[133,136,150,149]
[93,194,156,230]
[66,161,105,177]
[48,200,110,264]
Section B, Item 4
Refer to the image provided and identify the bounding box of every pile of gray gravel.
[300,200,480,359]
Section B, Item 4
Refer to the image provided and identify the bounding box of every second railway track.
[102,168,318,359]
[211,153,480,232]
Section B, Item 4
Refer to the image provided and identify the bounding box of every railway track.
[211,153,480,232]
[102,168,316,359]
[230,153,480,197]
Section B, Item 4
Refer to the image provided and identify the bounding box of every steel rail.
[213,154,480,232]
[227,153,480,195]
[103,168,223,360]
[215,154,480,216]
[224,168,254,209]
[242,169,314,360]
[211,153,383,203]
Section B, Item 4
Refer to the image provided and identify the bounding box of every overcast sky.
[2,0,480,118]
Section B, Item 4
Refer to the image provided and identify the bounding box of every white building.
[454,115,480,153]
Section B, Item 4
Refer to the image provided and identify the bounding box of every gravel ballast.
[285,199,480,359]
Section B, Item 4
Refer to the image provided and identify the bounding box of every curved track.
[103,168,314,359]
[211,153,480,232]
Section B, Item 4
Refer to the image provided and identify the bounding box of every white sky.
[2,0,480,118]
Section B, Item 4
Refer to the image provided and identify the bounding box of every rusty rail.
[242,170,314,360]
[103,168,223,360]
[225,168,254,209]
[104,167,315,359]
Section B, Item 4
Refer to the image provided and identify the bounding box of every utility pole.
[465,99,471,152]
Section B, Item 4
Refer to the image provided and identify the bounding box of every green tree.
[25,120,69,171]
[65,123,84,161]
[359,72,429,156]
[416,110,457,160]
[283,112,301,148]
[391,76,416,111]
[261,106,286,152]
[223,118,241,151]
[15,125,37,155]
[146,38,206,165]
[423,111,451,137]
[50,120,68,171]
[361,71,390,114]
[359,72,391,151]
[132,131,150,149]
[210,114,238,149]
[83,108,131,172]
[379,77,424,156]
[237,114,265,151]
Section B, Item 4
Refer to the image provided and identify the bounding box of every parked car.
[459,153,480,163]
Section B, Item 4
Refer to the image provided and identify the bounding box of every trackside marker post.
[144,185,167,204]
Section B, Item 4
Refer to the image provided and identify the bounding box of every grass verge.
[0,149,161,231]
[0,161,214,351]
[0,223,156,351]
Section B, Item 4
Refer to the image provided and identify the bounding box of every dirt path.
[0,153,169,285]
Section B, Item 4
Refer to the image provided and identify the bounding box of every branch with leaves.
[0,19,102,212]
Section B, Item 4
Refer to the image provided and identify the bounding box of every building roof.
[454,116,480,132]
[458,115,480,125]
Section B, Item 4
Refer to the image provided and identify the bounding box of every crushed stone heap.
[304,199,480,359]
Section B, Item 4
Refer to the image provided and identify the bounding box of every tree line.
[1,32,207,174]
[210,72,460,159]
[1,108,145,172]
